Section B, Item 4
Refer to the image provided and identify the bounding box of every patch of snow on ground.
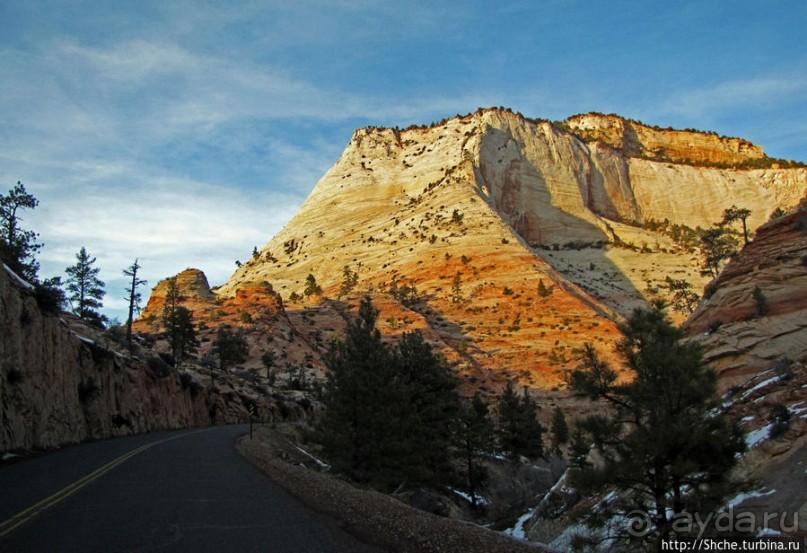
[449,488,488,506]
[741,375,783,399]
[724,488,776,510]
[745,423,774,449]
[757,527,782,536]
[505,469,571,540]
[2,263,35,290]
[294,446,330,469]
[789,403,807,418]
[741,415,755,424]
[2,453,18,461]
[503,507,535,539]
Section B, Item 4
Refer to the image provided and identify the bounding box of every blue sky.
[1,1,805,321]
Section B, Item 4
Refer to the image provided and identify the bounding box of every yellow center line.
[0,428,207,539]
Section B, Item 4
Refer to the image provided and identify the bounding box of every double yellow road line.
[0,429,205,539]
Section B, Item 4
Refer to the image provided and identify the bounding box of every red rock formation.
[686,200,807,386]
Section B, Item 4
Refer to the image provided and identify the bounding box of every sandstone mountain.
[138,108,805,390]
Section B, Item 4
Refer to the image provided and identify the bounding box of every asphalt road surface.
[0,425,384,552]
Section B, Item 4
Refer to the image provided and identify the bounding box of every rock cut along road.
[0,425,383,552]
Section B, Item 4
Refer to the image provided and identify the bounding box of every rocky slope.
[686,200,807,387]
[186,108,803,388]
[0,265,306,453]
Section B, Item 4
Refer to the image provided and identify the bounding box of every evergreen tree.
[318,297,399,488]
[303,273,322,297]
[752,285,768,317]
[538,278,551,298]
[161,277,198,365]
[568,306,745,550]
[699,226,739,278]
[451,271,463,303]
[65,247,106,327]
[123,259,146,349]
[721,205,752,245]
[395,330,460,487]
[36,276,67,313]
[455,393,494,508]
[496,381,544,460]
[211,326,249,370]
[550,406,569,453]
[339,265,359,297]
[664,276,700,314]
[318,297,459,491]
[0,181,42,282]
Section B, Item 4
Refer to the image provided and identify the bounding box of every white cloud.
[660,74,807,119]
[24,166,301,321]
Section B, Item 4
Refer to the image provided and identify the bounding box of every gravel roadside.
[236,426,558,553]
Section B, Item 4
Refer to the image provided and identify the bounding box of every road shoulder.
[236,426,554,553]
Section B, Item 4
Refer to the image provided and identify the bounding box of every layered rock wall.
[685,203,807,385]
[0,266,288,453]
[566,113,765,165]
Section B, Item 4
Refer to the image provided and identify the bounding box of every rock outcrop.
[0,265,303,453]
[565,113,766,166]
[686,201,807,387]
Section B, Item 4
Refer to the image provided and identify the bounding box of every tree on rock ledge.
[568,306,745,550]
[0,181,42,282]
[65,247,107,327]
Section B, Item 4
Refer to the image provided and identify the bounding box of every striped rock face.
[141,109,806,390]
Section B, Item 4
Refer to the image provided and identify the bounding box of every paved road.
[0,425,383,552]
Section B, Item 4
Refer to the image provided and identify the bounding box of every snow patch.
[788,403,807,418]
[504,507,535,540]
[745,424,774,449]
[741,375,783,399]
[75,334,96,346]
[757,527,782,537]
[449,488,488,506]
[294,446,330,469]
[3,263,35,290]
[724,488,776,510]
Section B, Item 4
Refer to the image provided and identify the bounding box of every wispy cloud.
[660,74,807,119]
[2,1,805,320]
[28,169,300,319]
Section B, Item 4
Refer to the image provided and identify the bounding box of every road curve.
[0,425,384,552]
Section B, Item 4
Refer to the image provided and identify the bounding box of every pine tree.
[664,276,700,314]
[318,297,399,487]
[395,330,460,487]
[451,271,463,303]
[568,306,745,549]
[161,277,198,365]
[123,259,146,349]
[699,226,739,278]
[211,326,249,370]
[550,406,569,453]
[0,181,42,282]
[303,273,322,297]
[721,205,752,245]
[318,297,459,491]
[455,393,494,508]
[496,381,544,460]
[339,265,359,297]
[65,247,106,327]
